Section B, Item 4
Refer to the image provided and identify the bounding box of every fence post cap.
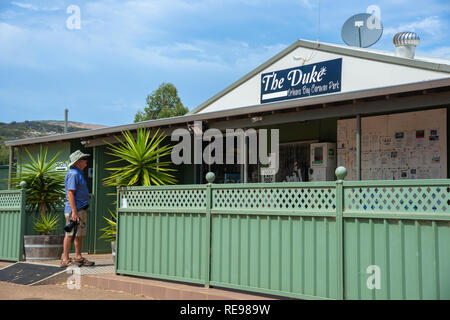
[205,172,215,183]
[19,181,27,189]
[335,167,347,180]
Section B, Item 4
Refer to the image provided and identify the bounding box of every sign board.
[260,58,342,104]
[55,162,68,172]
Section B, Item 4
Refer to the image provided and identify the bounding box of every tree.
[134,82,188,122]
[0,144,9,165]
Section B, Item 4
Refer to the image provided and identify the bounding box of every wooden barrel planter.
[24,235,65,261]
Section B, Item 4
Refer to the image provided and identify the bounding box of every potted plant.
[33,211,61,235]
[10,147,66,261]
[99,209,117,264]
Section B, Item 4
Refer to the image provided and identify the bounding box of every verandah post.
[335,167,347,300]
[115,186,120,270]
[204,172,215,288]
[18,181,27,261]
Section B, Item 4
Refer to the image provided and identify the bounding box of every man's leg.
[74,236,83,260]
[72,210,94,266]
[62,212,73,262]
[73,236,94,266]
[61,235,72,263]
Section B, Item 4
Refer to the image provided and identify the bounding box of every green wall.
[92,145,119,253]
[0,165,8,190]
[15,142,71,179]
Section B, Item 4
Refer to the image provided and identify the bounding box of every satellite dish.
[341,13,383,48]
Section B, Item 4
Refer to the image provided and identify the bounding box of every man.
[60,150,95,267]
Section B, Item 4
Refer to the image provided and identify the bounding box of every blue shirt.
[64,167,89,213]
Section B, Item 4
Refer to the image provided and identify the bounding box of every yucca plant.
[103,127,177,187]
[33,211,60,235]
[10,146,65,217]
[10,147,65,236]
[99,209,117,242]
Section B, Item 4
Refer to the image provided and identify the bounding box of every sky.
[1,0,449,127]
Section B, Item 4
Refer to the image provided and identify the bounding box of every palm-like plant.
[10,147,65,217]
[99,209,117,242]
[33,212,60,235]
[103,127,177,187]
[10,147,65,235]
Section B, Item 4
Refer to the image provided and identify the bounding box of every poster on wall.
[429,129,440,148]
[337,108,447,180]
[380,136,393,150]
[395,132,405,149]
[415,130,426,147]
[225,173,241,183]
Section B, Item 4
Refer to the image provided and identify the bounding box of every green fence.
[342,180,450,299]
[0,188,26,262]
[115,171,450,300]
[116,185,209,285]
[0,189,97,261]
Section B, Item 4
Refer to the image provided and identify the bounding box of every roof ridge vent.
[393,31,420,59]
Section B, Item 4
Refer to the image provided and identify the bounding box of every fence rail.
[115,170,450,300]
[0,187,26,262]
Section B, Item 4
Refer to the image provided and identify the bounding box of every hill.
[0,120,107,164]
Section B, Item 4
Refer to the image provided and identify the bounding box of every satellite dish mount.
[341,13,383,48]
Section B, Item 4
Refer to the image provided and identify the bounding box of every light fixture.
[187,122,203,135]
[251,116,263,123]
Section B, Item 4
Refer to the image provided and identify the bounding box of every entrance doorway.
[276,141,312,182]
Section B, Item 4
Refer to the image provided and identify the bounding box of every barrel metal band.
[24,244,63,248]
[24,257,61,260]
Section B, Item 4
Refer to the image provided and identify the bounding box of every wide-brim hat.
[69,150,90,168]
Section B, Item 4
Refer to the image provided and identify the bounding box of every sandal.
[60,258,73,268]
[75,257,95,267]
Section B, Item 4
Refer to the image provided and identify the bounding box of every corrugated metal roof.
[5,77,450,147]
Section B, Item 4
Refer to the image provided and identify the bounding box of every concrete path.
[0,254,276,300]
[0,281,150,300]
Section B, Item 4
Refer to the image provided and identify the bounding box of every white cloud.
[10,2,34,10]
[3,1,283,73]
[11,1,60,11]
[298,0,316,9]
[384,16,443,36]
[418,46,450,60]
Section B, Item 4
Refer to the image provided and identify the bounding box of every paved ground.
[0,281,151,300]
[0,255,151,300]
[1,254,130,299]
[0,254,275,300]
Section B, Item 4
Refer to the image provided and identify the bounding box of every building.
[5,35,450,253]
